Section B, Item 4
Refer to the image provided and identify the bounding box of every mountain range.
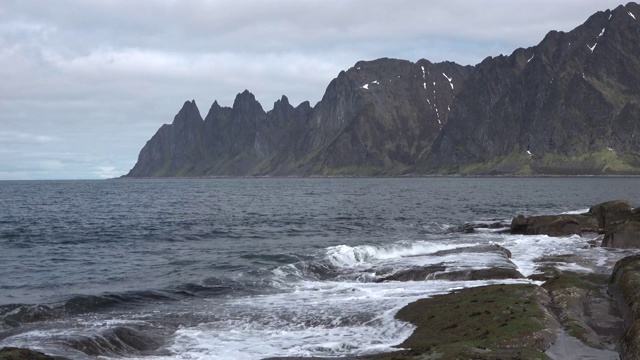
[125,2,640,177]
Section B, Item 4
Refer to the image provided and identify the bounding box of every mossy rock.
[392,284,555,359]
[588,200,633,229]
[0,347,55,360]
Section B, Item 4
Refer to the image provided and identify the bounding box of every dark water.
[0,177,639,359]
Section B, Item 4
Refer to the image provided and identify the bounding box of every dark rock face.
[126,3,640,177]
[426,3,640,175]
[511,214,598,237]
[125,59,472,177]
[602,220,640,248]
[608,255,640,359]
[127,100,205,177]
[589,200,634,228]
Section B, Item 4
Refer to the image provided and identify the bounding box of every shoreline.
[4,200,640,359]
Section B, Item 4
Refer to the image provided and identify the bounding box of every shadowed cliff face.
[125,58,472,177]
[126,3,640,177]
[306,58,471,175]
[127,100,205,177]
[427,3,640,175]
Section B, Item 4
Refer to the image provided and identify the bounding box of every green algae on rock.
[0,347,57,360]
[393,284,557,359]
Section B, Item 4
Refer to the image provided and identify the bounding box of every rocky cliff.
[126,3,640,177]
[427,2,640,175]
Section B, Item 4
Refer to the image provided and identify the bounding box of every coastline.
[264,200,640,359]
[5,199,640,359]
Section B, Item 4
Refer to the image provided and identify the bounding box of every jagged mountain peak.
[173,99,202,126]
[126,2,640,177]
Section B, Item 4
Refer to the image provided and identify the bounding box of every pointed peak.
[280,95,289,105]
[179,99,199,113]
[173,99,202,125]
[234,90,256,103]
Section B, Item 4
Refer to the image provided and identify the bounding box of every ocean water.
[0,177,639,359]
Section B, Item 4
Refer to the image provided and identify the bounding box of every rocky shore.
[6,200,640,360]
[265,200,640,360]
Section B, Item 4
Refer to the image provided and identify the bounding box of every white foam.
[147,278,531,360]
[487,234,587,277]
[556,263,592,273]
[560,208,589,215]
[324,242,474,268]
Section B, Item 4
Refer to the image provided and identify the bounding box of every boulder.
[589,200,633,229]
[510,214,598,237]
[602,220,640,248]
[609,255,640,359]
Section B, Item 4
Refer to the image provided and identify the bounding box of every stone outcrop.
[608,255,640,359]
[602,220,640,248]
[511,214,598,237]
[510,200,640,245]
[0,347,59,360]
[589,200,634,228]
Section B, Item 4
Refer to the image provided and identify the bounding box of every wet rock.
[430,267,524,281]
[393,284,559,358]
[608,255,640,359]
[589,200,633,229]
[376,265,446,282]
[452,222,506,234]
[0,347,58,360]
[432,244,512,258]
[609,255,640,325]
[63,326,161,356]
[543,272,623,350]
[511,214,598,237]
[602,220,640,249]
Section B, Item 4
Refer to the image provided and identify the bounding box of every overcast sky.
[0,0,627,180]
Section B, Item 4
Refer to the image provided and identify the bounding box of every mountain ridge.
[125,2,640,178]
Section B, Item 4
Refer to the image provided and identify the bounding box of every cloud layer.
[0,0,624,179]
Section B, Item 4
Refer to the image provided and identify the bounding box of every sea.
[1,177,639,359]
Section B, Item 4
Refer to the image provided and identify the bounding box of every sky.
[0,0,628,180]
